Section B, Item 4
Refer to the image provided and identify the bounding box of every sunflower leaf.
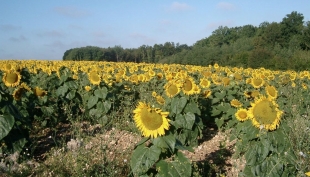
[156,151,191,177]
[0,113,15,140]
[171,97,187,115]
[130,144,161,176]
[94,87,107,99]
[87,95,98,109]
[153,134,176,153]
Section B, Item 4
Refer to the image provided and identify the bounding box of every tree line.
[63,11,310,71]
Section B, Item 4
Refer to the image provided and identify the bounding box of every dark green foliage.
[63,11,310,71]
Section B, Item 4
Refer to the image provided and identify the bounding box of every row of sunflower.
[0,60,309,176]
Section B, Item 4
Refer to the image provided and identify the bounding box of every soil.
[6,122,245,176]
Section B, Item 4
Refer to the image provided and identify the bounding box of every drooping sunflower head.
[265,85,278,99]
[202,89,212,98]
[156,95,165,105]
[222,77,230,86]
[164,81,181,98]
[248,96,283,131]
[230,99,243,108]
[2,71,21,87]
[12,87,24,101]
[88,71,101,85]
[133,102,170,138]
[235,109,249,122]
[33,87,47,97]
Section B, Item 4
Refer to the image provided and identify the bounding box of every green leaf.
[64,80,78,90]
[171,97,187,114]
[0,113,15,140]
[215,118,224,128]
[152,134,176,152]
[214,91,226,99]
[184,102,201,115]
[130,144,161,175]
[94,87,108,99]
[211,108,222,117]
[174,112,195,130]
[211,98,220,104]
[87,95,98,109]
[66,90,76,100]
[56,85,69,97]
[156,151,191,177]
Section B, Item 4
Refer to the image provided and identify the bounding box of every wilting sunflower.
[133,102,170,138]
[251,77,265,88]
[164,81,181,98]
[265,85,278,99]
[88,71,101,85]
[222,77,230,86]
[248,96,283,131]
[33,87,47,97]
[230,99,243,108]
[156,95,165,105]
[2,71,21,87]
[235,109,249,122]
[202,89,212,98]
[12,87,24,101]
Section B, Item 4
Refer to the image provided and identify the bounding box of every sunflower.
[235,109,249,122]
[248,96,283,131]
[85,86,91,91]
[2,71,21,87]
[182,77,196,95]
[199,78,211,88]
[152,91,157,98]
[12,87,24,101]
[156,95,165,105]
[251,77,264,88]
[88,71,101,85]
[302,83,308,90]
[133,102,170,138]
[222,77,230,86]
[33,87,47,97]
[202,89,212,98]
[265,85,277,99]
[164,81,181,98]
[230,99,243,108]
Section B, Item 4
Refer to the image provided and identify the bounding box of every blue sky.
[1,1,310,60]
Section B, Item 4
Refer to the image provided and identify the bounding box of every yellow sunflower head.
[152,91,157,98]
[2,71,21,87]
[133,102,170,138]
[85,85,91,92]
[156,72,164,80]
[33,87,47,97]
[199,78,211,88]
[182,77,196,95]
[265,85,278,99]
[88,71,101,85]
[222,77,230,86]
[164,81,181,98]
[248,96,283,131]
[251,77,265,88]
[235,109,249,122]
[230,99,243,108]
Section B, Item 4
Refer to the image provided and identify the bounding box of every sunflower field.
[0,60,309,176]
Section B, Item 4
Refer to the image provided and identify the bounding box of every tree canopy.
[63,11,310,71]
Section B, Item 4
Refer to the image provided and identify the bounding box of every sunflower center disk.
[253,100,277,124]
[183,79,192,91]
[7,73,18,83]
[140,108,163,130]
[168,85,178,96]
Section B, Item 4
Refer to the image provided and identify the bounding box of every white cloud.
[168,2,193,11]
[216,2,236,10]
